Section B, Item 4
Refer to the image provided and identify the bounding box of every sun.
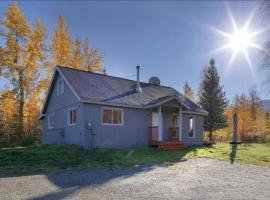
[229,30,253,52]
[210,5,267,76]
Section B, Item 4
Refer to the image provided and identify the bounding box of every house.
[40,65,208,149]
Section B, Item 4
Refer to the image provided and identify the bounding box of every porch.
[148,126,184,149]
[147,100,186,149]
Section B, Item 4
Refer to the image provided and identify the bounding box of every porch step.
[159,141,185,150]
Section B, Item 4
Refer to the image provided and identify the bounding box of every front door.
[152,112,159,127]
[172,114,178,128]
[170,114,179,140]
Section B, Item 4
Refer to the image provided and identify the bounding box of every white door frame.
[152,106,163,141]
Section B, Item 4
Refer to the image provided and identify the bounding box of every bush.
[0,138,9,148]
[21,136,35,146]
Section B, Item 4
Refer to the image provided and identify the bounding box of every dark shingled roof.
[57,66,207,114]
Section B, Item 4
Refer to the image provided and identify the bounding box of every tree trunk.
[18,69,24,139]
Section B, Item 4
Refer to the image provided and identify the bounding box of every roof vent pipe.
[136,65,142,92]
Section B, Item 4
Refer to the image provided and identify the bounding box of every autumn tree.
[228,94,264,142]
[51,15,72,67]
[0,89,18,143]
[199,59,228,141]
[82,37,103,72]
[0,3,46,141]
[71,37,83,69]
[249,87,260,120]
[0,3,30,138]
[183,81,194,100]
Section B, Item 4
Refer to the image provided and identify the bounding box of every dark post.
[232,113,238,143]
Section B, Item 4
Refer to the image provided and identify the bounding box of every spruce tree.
[199,59,228,141]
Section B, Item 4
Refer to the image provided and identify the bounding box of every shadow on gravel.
[27,164,157,200]
[0,145,198,200]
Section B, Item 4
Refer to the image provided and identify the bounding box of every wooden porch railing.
[169,127,179,141]
[148,126,158,146]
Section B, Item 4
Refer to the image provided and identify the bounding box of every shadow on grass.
[0,145,199,200]
[230,144,237,164]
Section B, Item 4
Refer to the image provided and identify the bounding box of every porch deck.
[148,126,185,150]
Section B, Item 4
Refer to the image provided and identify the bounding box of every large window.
[48,113,55,129]
[57,80,65,96]
[102,107,123,125]
[189,116,195,138]
[68,109,77,126]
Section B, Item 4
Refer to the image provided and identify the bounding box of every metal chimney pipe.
[136,66,142,92]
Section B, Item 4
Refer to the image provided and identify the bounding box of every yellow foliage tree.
[51,15,72,67]
[0,3,47,140]
[0,89,18,141]
[82,37,103,72]
[226,93,265,142]
[71,37,83,69]
[183,81,194,100]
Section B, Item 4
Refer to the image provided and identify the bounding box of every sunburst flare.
[210,5,267,78]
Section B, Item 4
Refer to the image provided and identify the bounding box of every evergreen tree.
[199,59,228,141]
[51,14,72,67]
[183,81,194,100]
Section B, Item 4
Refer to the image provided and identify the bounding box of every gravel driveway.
[0,158,270,200]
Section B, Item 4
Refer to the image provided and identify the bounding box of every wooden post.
[158,105,163,141]
[178,107,182,141]
[232,113,238,143]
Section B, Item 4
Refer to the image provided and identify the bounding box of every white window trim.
[189,115,196,138]
[67,108,77,126]
[57,80,65,96]
[101,107,124,126]
[48,113,55,129]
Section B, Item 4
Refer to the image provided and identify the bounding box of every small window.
[102,107,123,125]
[48,113,55,129]
[189,116,195,138]
[57,80,65,96]
[68,109,77,126]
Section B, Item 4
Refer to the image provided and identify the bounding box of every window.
[48,113,55,129]
[68,109,77,125]
[102,107,123,125]
[57,80,65,96]
[189,116,195,138]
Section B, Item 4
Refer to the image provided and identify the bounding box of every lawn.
[0,143,269,174]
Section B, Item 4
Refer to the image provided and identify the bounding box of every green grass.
[0,143,269,174]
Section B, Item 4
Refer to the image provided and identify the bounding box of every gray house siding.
[41,67,206,148]
[181,114,204,146]
[42,74,85,146]
[83,104,151,148]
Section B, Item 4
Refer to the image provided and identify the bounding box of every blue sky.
[0,1,268,100]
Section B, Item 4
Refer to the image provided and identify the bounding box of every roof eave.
[143,96,190,110]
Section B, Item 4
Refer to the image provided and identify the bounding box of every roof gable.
[40,68,80,115]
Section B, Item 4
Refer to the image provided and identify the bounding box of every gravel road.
[0,158,270,200]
